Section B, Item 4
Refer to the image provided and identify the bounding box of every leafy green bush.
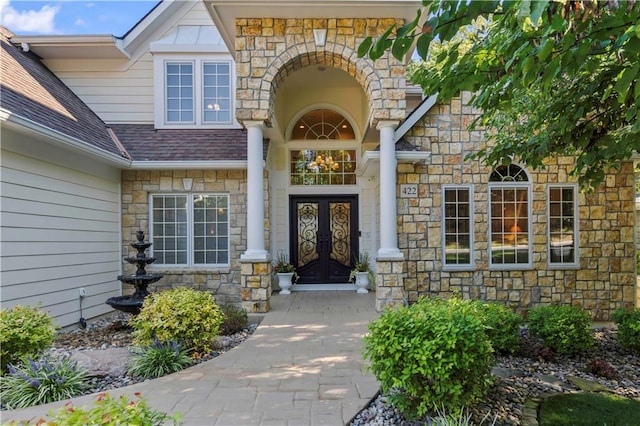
[3,392,183,425]
[527,305,594,356]
[130,287,223,354]
[219,304,249,335]
[611,307,640,351]
[0,356,87,409]
[0,305,56,372]
[127,340,192,379]
[363,297,494,419]
[473,301,523,354]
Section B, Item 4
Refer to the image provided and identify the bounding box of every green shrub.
[0,356,87,409]
[127,340,192,379]
[219,304,249,335]
[611,307,640,351]
[363,297,494,419]
[473,301,523,354]
[527,305,594,356]
[0,305,56,372]
[130,287,223,354]
[3,392,183,425]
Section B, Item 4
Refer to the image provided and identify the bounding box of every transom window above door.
[290,149,356,185]
[291,109,355,140]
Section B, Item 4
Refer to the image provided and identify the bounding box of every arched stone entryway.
[234,18,407,128]
[236,17,409,312]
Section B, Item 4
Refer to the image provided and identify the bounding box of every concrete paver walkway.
[1,292,381,425]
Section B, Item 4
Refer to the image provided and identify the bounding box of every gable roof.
[111,124,265,163]
[0,27,129,160]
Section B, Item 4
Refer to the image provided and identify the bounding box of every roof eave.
[9,35,130,60]
[0,108,131,167]
[130,160,248,169]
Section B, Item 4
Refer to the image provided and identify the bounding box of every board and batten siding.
[1,147,122,328]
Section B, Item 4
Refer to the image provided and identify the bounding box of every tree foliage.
[359,1,640,189]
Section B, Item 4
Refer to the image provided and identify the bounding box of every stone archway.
[234,18,407,128]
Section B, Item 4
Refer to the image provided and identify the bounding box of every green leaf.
[357,37,372,58]
[538,37,554,62]
[530,0,550,27]
[392,37,414,61]
[615,63,640,104]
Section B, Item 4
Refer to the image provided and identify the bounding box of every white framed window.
[548,185,579,267]
[154,56,235,129]
[150,194,230,267]
[442,185,474,269]
[488,165,532,269]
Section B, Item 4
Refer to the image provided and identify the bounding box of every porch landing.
[1,292,380,425]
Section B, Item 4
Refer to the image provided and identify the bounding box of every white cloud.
[75,17,86,27]
[0,0,60,34]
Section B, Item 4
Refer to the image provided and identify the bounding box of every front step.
[292,283,358,291]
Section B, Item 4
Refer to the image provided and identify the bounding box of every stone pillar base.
[240,260,272,313]
[375,258,406,311]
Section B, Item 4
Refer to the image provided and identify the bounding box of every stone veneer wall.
[234,17,407,126]
[121,169,269,306]
[398,93,637,320]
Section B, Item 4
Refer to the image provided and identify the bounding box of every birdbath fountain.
[106,230,164,314]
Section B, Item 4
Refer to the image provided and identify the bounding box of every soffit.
[8,35,129,60]
[204,0,422,55]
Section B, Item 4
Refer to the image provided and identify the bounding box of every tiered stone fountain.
[106,230,164,314]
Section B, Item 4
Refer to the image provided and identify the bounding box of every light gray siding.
[1,140,122,328]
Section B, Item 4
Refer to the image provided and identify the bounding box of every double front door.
[290,195,358,284]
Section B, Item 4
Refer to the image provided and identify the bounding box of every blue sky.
[0,0,159,36]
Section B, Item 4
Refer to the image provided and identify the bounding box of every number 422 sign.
[400,184,418,198]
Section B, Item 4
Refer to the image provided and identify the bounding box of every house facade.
[1,0,637,327]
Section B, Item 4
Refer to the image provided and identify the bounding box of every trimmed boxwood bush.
[611,307,640,352]
[528,305,594,355]
[473,301,524,354]
[130,287,224,355]
[0,305,56,373]
[363,296,494,419]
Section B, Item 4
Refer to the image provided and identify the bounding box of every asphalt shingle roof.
[110,124,266,162]
[0,27,125,158]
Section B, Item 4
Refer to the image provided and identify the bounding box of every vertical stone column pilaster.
[241,120,268,261]
[240,260,272,313]
[377,120,403,259]
[375,259,406,311]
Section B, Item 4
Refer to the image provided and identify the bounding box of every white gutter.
[131,160,248,170]
[0,108,131,167]
[356,149,431,176]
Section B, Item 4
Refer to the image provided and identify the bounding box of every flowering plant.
[273,252,298,278]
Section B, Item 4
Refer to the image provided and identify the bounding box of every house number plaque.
[400,184,418,198]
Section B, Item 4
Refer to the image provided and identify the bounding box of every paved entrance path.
[1,292,380,425]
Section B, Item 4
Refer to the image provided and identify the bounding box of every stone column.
[375,121,405,310]
[240,121,271,313]
[377,121,403,259]
[241,120,268,261]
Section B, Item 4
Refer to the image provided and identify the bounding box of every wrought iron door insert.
[290,195,358,284]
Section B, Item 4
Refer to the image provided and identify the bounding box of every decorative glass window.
[291,109,356,140]
[290,149,356,185]
[151,194,229,266]
[443,186,473,267]
[548,185,578,266]
[489,165,532,268]
[166,62,194,123]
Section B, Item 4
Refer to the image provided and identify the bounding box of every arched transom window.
[488,164,532,268]
[290,109,355,140]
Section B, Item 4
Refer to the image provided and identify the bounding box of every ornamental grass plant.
[127,340,193,379]
[0,355,87,409]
